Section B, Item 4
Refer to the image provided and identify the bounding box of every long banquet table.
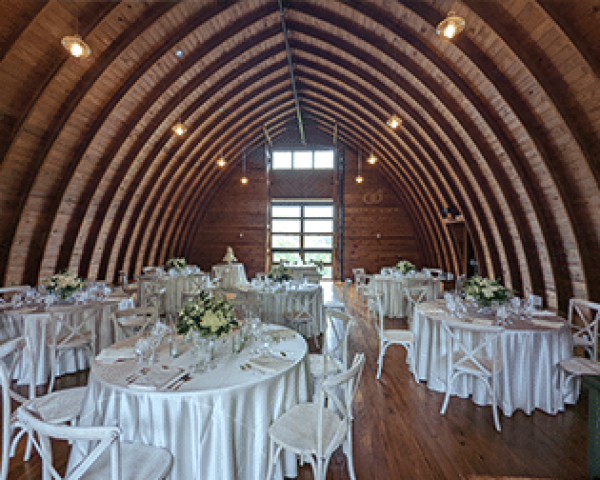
[72,325,309,479]
[0,295,134,385]
[412,300,578,416]
[370,274,442,317]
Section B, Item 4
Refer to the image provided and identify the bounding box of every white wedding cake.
[222,246,237,263]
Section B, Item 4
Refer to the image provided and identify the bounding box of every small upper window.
[273,151,292,169]
[272,149,334,170]
[314,150,334,169]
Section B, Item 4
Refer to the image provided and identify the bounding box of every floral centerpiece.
[176,291,238,338]
[165,257,187,271]
[222,246,237,263]
[44,271,85,300]
[310,259,324,272]
[395,260,416,275]
[268,263,292,282]
[461,275,511,307]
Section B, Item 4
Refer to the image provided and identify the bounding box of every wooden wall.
[187,152,268,280]
[342,148,421,280]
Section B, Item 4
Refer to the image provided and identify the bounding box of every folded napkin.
[128,365,184,391]
[96,346,137,363]
[247,355,292,374]
[530,318,564,329]
[531,310,555,316]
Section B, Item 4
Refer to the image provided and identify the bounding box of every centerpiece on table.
[222,246,237,263]
[310,259,324,273]
[165,257,187,272]
[395,260,416,275]
[176,291,238,338]
[268,263,292,282]
[461,275,511,309]
[44,270,85,301]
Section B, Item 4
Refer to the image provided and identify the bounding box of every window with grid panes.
[270,200,334,279]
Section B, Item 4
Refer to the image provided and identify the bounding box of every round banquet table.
[212,263,248,289]
[71,325,309,480]
[0,295,134,385]
[370,274,442,317]
[412,300,578,416]
[237,284,324,337]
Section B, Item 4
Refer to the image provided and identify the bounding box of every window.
[272,149,334,170]
[271,200,335,279]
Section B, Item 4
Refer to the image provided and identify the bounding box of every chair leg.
[265,440,281,480]
[343,433,357,480]
[440,372,455,415]
[491,377,501,432]
[376,341,388,380]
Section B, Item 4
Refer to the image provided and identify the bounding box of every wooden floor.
[4,283,590,479]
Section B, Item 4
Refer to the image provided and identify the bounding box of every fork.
[125,367,149,383]
[170,373,192,391]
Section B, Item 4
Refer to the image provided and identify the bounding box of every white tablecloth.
[238,285,324,337]
[370,274,442,317]
[212,263,248,289]
[0,296,134,385]
[412,300,578,416]
[71,325,309,480]
[285,265,318,281]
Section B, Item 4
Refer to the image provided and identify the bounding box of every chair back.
[17,406,122,480]
[342,279,352,304]
[111,305,159,341]
[188,274,210,293]
[137,276,165,309]
[284,288,320,337]
[322,310,356,372]
[568,298,600,361]
[1,337,34,480]
[318,353,366,457]
[403,284,430,322]
[47,304,100,355]
[441,320,504,378]
[455,274,467,293]
[365,292,384,338]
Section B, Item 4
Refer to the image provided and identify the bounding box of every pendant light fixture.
[355,149,364,184]
[61,17,91,58]
[386,114,402,130]
[240,151,249,185]
[217,146,226,168]
[171,49,187,137]
[436,11,466,40]
[367,148,377,165]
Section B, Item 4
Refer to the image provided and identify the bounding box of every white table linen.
[0,296,134,385]
[285,265,318,281]
[212,263,248,289]
[412,300,578,416]
[238,284,324,337]
[370,274,442,317]
[71,325,309,480]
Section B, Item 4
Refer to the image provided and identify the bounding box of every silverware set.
[166,373,192,391]
[125,367,150,384]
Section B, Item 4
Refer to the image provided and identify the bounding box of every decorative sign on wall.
[363,189,383,205]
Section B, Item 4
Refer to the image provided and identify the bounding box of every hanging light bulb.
[240,151,249,185]
[171,49,187,137]
[436,11,466,40]
[217,147,226,168]
[172,122,187,136]
[62,18,91,58]
[355,150,364,184]
[367,150,377,165]
[386,114,402,130]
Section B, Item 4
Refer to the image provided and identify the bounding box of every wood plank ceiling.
[0,0,599,310]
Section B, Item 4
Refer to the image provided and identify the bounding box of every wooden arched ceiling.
[1,0,599,310]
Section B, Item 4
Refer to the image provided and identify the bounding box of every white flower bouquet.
[165,257,187,271]
[395,260,416,275]
[461,275,511,307]
[176,291,238,338]
[268,264,292,282]
[44,271,85,300]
